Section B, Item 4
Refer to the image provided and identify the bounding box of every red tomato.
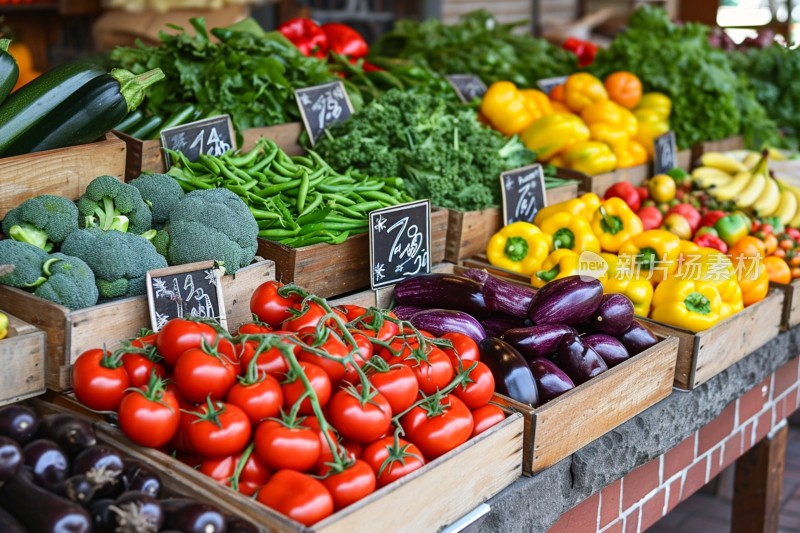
[282,361,331,415]
[367,364,419,414]
[174,347,238,403]
[297,328,351,383]
[361,436,425,487]
[187,401,252,457]
[282,301,328,332]
[120,334,165,388]
[301,416,346,473]
[342,439,362,459]
[257,470,334,526]
[254,420,321,472]
[378,335,420,361]
[237,322,273,335]
[327,388,392,443]
[169,397,199,453]
[392,345,454,396]
[400,395,474,459]
[117,384,180,448]
[341,330,370,384]
[226,374,283,425]
[239,336,296,379]
[215,338,245,374]
[471,404,506,438]
[340,305,400,342]
[452,361,495,409]
[199,449,272,496]
[440,332,480,367]
[72,348,130,412]
[320,459,376,510]
[250,281,301,328]
[156,319,217,366]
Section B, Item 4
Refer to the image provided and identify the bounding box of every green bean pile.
[165,138,411,248]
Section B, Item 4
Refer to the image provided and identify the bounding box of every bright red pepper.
[562,37,598,67]
[278,18,328,58]
[604,181,640,212]
[693,233,728,253]
[322,23,368,59]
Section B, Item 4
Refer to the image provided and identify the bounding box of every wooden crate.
[258,208,449,298]
[0,133,126,218]
[494,335,678,475]
[641,289,784,390]
[692,135,746,162]
[117,122,304,182]
[43,394,522,533]
[0,313,46,407]
[0,260,275,391]
[772,280,800,330]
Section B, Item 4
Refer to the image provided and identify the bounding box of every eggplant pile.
[394,272,659,407]
[0,404,256,533]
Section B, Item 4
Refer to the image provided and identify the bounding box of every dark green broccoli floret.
[77,175,152,234]
[61,228,167,299]
[1,195,79,251]
[0,240,49,288]
[33,253,99,310]
[129,173,185,229]
[166,189,257,273]
[147,229,170,257]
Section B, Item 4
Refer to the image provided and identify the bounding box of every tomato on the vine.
[440,332,480,367]
[120,334,165,389]
[199,448,272,496]
[361,436,426,487]
[72,348,130,412]
[320,459,376,510]
[117,378,180,448]
[226,374,283,425]
[173,347,237,403]
[187,401,252,457]
[301,415,345,473]
[254,420,321,472]
[390,344,454,396]
[282,361,331,415]
[239,335,296,379]
[237,321,273,335]
[282,301,327,332]
[250,281,301,328]
[327,387,392,443]
[339,305,400,342]
[257,470,333,526]
[156,319,217,366]
[297,328,351,384]
[169,396,199,454]
[471,404,506,438]
[400,395,474,459]
[367,362,419,414]
[452,361,495,410]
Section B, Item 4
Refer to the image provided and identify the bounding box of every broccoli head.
[166,188,257,273]
[77,175,152,234]
[129,173,185,229]
[1,195,79,251]
[0,239,49,288]
[33,253,99,310]
[61,228,167,299]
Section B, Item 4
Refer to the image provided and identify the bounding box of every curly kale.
[129,173,185,228]
[1,195,79,251]
[77,175,152,234]
[33,253,98,310]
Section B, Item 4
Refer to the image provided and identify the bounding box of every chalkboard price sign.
[295,81,354,146]
[500,163,547,226]
[537,76,569,95]
[368,200,431,289]
[446,74,488,103]
[146,261,227,332]
[161,115,236,168]
[654,131,678,175]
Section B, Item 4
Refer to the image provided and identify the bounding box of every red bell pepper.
[278,18,328,58]
[562,37,598,67]
[322,23,368,59]
[693,233,728,254]
[604,182,640,212]
[698,210,726,229]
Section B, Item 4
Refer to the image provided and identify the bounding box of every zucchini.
[157,103,197,132]
[0,40,19,107]
[4,67,164,157]
[128,115,163,140]
[112,109,144,133]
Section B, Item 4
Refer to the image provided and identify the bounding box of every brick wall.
[548,357,800,533]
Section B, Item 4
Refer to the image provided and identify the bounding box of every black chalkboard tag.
[446,74,488,104]
[161,115,236,169]
[295,80,354,146]
[146,261,227,332]
[536,76,569,95]
[654,131,678,175]
[500,163,547,226]
[368,200,431,290]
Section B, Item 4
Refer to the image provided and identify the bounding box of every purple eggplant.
[501,324,577,361]
[38,413,96,457]
[122,461,161,497]
[410,309,486,343]
[112,491,164,532]
[481,314,527,337]
[460,268,490,285]
[583,334,630,368]
[72,445,124,498]
[529,358,575,403]
[24,438,69,490]
[483,274,537,318]
[162,499,227,533]
[394,273,488,317]
[553,332,608,385]
[89,499,116,533]
[0,404,39,444]
[478,337,539,407]
[618,322,659,356]
[59,474,98,504]
[527,276,603,326]
[0,436,22,481]
[392,305,426,321]
[0,507,25,533]
[588,294,634,335]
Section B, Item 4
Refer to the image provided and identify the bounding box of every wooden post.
[732,420,788,533]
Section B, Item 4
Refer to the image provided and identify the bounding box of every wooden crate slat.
[0,313,46,407]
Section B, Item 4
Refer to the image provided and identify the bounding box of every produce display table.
[464,326,800,533]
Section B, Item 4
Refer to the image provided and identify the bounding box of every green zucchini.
[4,67,164,157]
[0,40,19,107]
[128,115,163,140]
[157,103,197,133]
[112,109,144,133]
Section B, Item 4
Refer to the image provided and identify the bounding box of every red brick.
[682,457,709,500]
[708,446,723,481]
[548,492,600,533]
[600,479,622,528]
[624,507,640,533]
[755,408,774,445]
[601,520,623,533]
[639,488,667,531]
[698,402,737,455]
[663,434,695,481]
[739,375,771,423]
[774,358,800,398]
[622,457,661,509]
[784,388,800,419]
[666,478,682,512]
[741,422,755,453]
[721,430,743,471]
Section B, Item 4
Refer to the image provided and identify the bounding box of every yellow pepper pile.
[480,72,672,175]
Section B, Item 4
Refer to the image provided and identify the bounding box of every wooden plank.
[732,421,788,533]
[775,279,800,330]
[0,313,46,407]
[677,148,692,171]
[242,122,304,155]
[546,182,579,205]
[443,208,502,263]
[0,133,126,218]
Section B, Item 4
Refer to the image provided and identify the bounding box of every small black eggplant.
[0,404,39,444]
[72,445,125,498]
[588,294,634,336]
[482,274,537,318]
[501,324,577,361]
[478,337,539,407]
[529,358,575,403]
[394,273,488,317]
[24,438,69,490]
[409,309,486,343]
[583,334,630,368]
[59,474,98,505]
[162,499,227,533]
[122,461,161,498]
[618,322,659,356]
[89,499,116,533]
[0,436,23,481]
[553,333,608,385]
[111,491,164,532]
[527,276,603,326]
[37,413,97,457]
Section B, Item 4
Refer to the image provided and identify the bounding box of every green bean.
[350,201,383,212]
[296,172,310,213]
[246,147,278,174]
[272,160,304,178]
[282,234,334,247]
[256,179,303,198]
[298,193,324,218]
[333,205,367,219]
[297,221,368,236]
[291,155,314,168]
[198,154,222,175]
[249,206,281,220]
[359,190,401,204]
[325,193,356,206]
[297,205,332,226]
[259,227,302,239]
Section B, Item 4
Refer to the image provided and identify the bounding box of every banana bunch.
[692,151,800,227]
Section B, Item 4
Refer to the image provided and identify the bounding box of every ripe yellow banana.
[753,177,780,216]
[779,181,800,228]
[692,166,732,189]
[701,152,747,174]
[735,171,767,209]
[742,152,761,168]
[774,190,798,226]
[710,170,752,201]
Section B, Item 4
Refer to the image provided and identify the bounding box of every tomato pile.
[71,281,505,526]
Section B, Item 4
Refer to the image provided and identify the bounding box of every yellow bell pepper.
[633,108,670,158]
[618,229,681,284]
[673,247,743,319]
[736,258,769,307]
[564,73,608,113]
[650,278,723,332]
[637,92,672,120]
[533,192,602,226]
[603,274,654,317]
[589,124,630,154]
[538,212,600,254]
[520,89,552,118]
[562,141,617,175]
[614,140,648,168]
[532,249,581,288]
[486,222,550,277]
[601,252,619,279]
[591,197,644,253]
[520,113,590,162]
[0,312,7,340]
[480,81,537,136]
[582,100,638,137]
[550,101,575,115]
